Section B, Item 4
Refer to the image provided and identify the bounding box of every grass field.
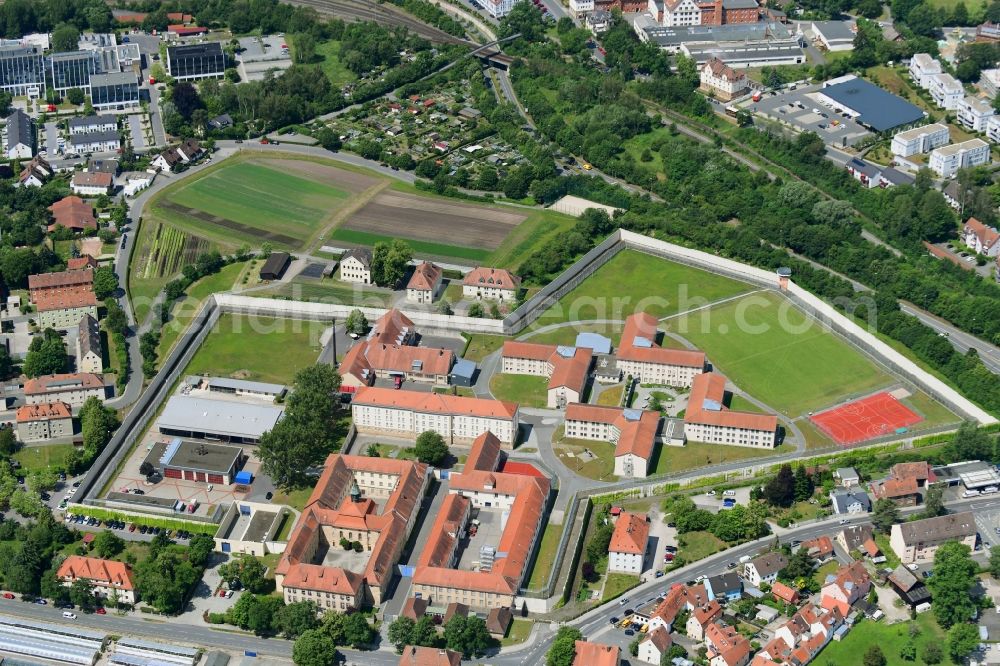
[554,436,616,481]
[14,444,75,474]
[601,573,640,602]
[488,209,579,271]
[812,613,952,666]
[650,441,792,475]
[183,313,327,384]
[490,374,549,408]
[902,390,961,430]
[330,228,492,262]
[535,250,752,327]
[155,161,350,249]
[461,333,506,362]
[673,292,894,417]
[527,522,563,589]
[157,262,247,362]
[597,385,624,407]
[310,39,356,88]
[501,619,534,647]
[678,530,726,562]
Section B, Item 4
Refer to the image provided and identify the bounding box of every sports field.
[811,391,923,446]
[533,250,753,327]
[672,292,894,417]
[152,160,354,249]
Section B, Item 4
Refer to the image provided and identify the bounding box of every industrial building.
[816,75,925,132]
[634,18,806,67]
[188,376,288,401]
[110,638,200,666]
[155,394,285,443]
[166,42,226,80]
[143,438,245,485]
[0,613,106,665]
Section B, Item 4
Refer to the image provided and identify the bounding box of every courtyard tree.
[413,430,449,466]
[92,529,125,558]
[443,615,493,658]
[345,309,368,337]
[370,239,411,287]
[388,617,416,653]
[69,579,95,611]
[928,541,978,628]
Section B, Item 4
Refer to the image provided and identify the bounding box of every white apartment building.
[68,115,117,135]
[351,386,519,446]
[570,0,595,14]
[929,138,991,178]
[743,552,787,587]
[482,0,517,18]
[889,512,976,563]
[699,58,748,101]
[890,123,949,157]
[957,96,995,132]
[617,313,705,387]
[24,373,105,407]
[70,130,120,154]
[908,53,941,88]
[980,68,999,98]
[662,0,703,26]
[928,72,964,110]
[340,248,372,284]
[462,267,520,302]
[987,114,1000,144]
[608,512,649,574]
[15,402,73,442]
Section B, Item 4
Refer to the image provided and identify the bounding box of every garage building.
[144,438,244,485]
[259,251,291,281]
[156,395,284,443]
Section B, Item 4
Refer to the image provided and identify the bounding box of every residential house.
[406,261,442,303]
[889,511,976,563]
[151,139,202,172]
[830,489,871,514]
[647,583,710,633]
[68,115,117,135]
[989,115,1000,144]
[501,341,593,409]
[909,53,941,88]
[929,139,991,179]
[15,401,73,442]
[572,641,620,666]
[76,313,102,374]
[70,171,113,196]
[928,72,964,110]
[397,646,461,666]
[24,373,105,407]
[800,536,834,561]
[18,155,52,188]
[638,626,672,664]
[887,564,932,609]
[56,555,136,604]
[957,96,995,132]
[687,600,724,640]
[705,622,752,666]
[837,524,877,554]
[890,123,950,158]
[70,130,120,155]
[834,467,860,487]
[608,512,649,574]
[769,603,843,666]
[340,248,373,284]
[871,461,935,506]
[123,171,154,197]
[485,607,512,638]
[706,572,742,602]
[819,561,871,616]
[48,196,97,232]
[771,581,799,605]
[699,58,748,100]
[5,109,34,159]
[744,552,787,587]
[684,372,777,447]
[564,403,659,478]
[964,217,1000,257]
[462,267,521,302]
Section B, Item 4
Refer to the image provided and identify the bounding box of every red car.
[2,593,13,599]
[95,607,106,615]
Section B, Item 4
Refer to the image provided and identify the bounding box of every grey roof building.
[156,395,285,443]
[4,109,33,158]
[831,489,872,514]
[819,76,925,132]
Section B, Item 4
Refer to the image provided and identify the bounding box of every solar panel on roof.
[633,336,653,348]
[622,408,643,421]
[555,346,576,358]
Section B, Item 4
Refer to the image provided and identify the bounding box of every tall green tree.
[948,623,980,661]
[413,430,449,466]
[443,615,493,658]
[547,627,582,666]
[23,328,67,377]
[871,498,900,533]
[292,629,338,666]
[763,464,795,507]
[927,542,978,628]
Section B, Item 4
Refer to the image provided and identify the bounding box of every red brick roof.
[33,289,97,312]
[965,217,1000,251]
[340,340,454,384]
[24,373,104,396]
[685,372,778,432]
[48,196,97,231]
[57,556,134,590]
[16,401,71,423]
[353,386,518,420]
[407,261,442,292]
[618,313,706,368]
[573,641,620,666]
[771,581,799,604]
[28,269,93,292]
[704,57,742,81]
[564,403,660,462]
[706,623,751,666]
[398,647,461,666]
[67,256,99,271]
[502,341,591,395]
[463,267,521,290]
[70,172,113,189]
[609,512,648,555]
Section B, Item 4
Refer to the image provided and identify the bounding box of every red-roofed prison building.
[410,432,550,610]
[275,454,430,608]
[340,311,454,389]
[608,511,649,573]
[684,372,778,448]
[406,261,442,303]
[57,555,136,604]
[15,401,72,442]
[351,386,519,446]
[501,341,593,408]
[616,313,706,387]
[24,373,105,407]
[564,403,660,478]
[573,640,620,666]
[27,268,98,329]
[462,267,521,302]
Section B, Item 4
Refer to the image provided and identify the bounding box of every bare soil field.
[259,158,382,192]
[158,200,300,247]
[343,192,527,249]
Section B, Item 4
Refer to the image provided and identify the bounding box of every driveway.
[128,114,146,150]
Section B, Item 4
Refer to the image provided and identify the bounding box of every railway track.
[288,0,477,46]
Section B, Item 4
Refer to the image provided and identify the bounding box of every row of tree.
[386,613,494,658]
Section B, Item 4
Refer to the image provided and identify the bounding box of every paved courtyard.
[750,86,871,147]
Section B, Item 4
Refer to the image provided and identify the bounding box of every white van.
[723,490,737,497]
[62,612,77,619]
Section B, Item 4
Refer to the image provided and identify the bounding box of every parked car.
[95,607,106,615]
[2,593,13,599]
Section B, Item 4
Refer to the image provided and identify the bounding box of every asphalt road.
[901,302,1000,375]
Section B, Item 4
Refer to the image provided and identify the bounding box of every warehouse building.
[816,75,925,132]
[143,438,245,485]
[155,395,285,443]
[0,614,106,665]
[111,638,199,666]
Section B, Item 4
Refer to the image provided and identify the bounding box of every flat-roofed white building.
[988,115,1000,144]
[979,68,999,98]
[928,72,963,110]
[929,138,991,178]
[891,123,949,157]
[481,0,517,18]
[909,53,941,88]
[156,395,285,444]
[957,96,995,132]
[570,0,595,14]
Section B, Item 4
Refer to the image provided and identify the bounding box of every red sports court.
[810,392,923,446]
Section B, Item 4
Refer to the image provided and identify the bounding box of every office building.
[49,50,97,94]
[166,42,225,80]
[0,44,45,97]
[89,72,140,110]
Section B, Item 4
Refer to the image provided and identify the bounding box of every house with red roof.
[820,561,871,616]
[771,581,799,605]
[608,512,649,574]
[870,461,934,507]
[647,583,711,633]
[564,403,660,478]
[638,626,672,664]
[964,217,1000,257]
[398,646,461,666]
[616,313,706,387]
[684,372,778,448]
[462,267,521,302]
[573,641,620,666]
[706,622,751,666]
[339,310,454,389]
[800,536,835,561]
[501,341,593,408]
[406,261,442,303]
[687,599,724,640]
[57,555,136,604]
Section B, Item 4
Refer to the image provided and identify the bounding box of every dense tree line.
[0,0,112,38]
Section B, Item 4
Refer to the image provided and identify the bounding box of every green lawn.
[554,437,617,481]
[812,613,953,666]
[311,39,357,88]
[501,619,534,647]
[330,228,491,263]
[153,159,350,250]
[622,126,671,178]
[520,322,627,348]
[678,530,726,563]
[490,373,549,408]
[798,419,835,450]
[271,486,314,512]
[902,390,961,430]
[601,573,640,602]
[527,522,563,589]
[812,560,840,589]
[488,208,579,271]
[673,292,893,417]
[597,385,624,407]
[183,313,327,384]
[874,533,901,570]
[534,250,751,327]
[651,441,792,475]
[157,262,248,361]
[14,444,75,474]
[258,279,391,307]
[727,394,766,414]
[461,333,507,362]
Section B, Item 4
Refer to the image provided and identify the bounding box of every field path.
[305,179,391,253]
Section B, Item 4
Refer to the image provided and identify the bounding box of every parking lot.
[750,85,871,147]
[237,35,292,82]
[973,504,1000,550]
